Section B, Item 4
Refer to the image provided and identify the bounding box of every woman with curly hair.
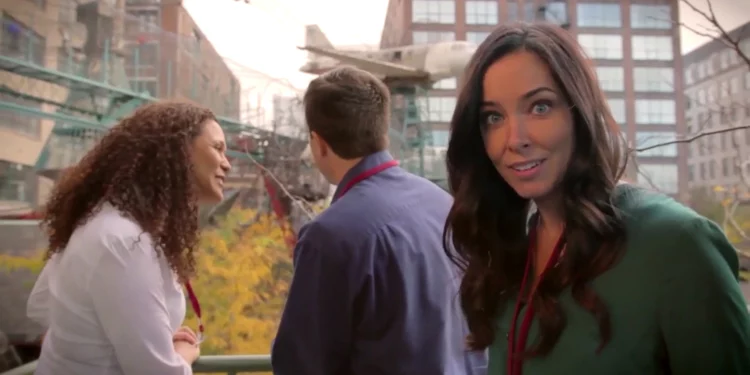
[444,23,750,375]
[26,101,231,375]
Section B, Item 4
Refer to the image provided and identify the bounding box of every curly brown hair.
[42,101,217,283]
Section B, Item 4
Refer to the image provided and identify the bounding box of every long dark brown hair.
[444,23,628,356]
[42,101,216,283]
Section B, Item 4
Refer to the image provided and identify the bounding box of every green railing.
[0,355,272,375]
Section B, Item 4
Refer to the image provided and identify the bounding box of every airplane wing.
[299,46,430,80]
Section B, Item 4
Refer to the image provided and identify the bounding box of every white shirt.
[27,203,192,375]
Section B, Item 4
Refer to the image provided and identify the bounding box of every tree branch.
[632,125,750,153]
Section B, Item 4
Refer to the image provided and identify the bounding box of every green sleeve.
[658,217,750,374]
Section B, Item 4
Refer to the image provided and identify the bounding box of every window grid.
[412,0,456,24]
[0,14,46,65]
[433,78,457,90]
[418,97,457,122]
[607,99,626,124]
[578,34,623,60]
[637,164,678,194]
[635,132,678,157]
[630,5,672,29]
[632,36,673,61]
[466,1,498,25]
[635,100,676,125]
[577,4,622,28]
[633,67,674,93]
[596,67,624,92]
[466,31,490,45]
[429,130,450,147]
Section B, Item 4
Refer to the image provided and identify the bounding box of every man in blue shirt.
[271,66,487,375]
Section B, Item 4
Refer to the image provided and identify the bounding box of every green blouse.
[488,185,750,374]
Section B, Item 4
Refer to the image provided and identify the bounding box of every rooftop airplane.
[298,25,477,88]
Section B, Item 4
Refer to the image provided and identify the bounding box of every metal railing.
[5,306,750,374]
[0,355,272,375]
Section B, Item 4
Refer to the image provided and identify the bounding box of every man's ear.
[311,131,329,157]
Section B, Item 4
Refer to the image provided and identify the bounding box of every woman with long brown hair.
[27,101,231,375]
[444,23,750,374]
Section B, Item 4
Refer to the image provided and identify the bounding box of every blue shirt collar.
[331,150,394,203]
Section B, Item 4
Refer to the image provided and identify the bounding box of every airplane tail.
[304,25,334,49]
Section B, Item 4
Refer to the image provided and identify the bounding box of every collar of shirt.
[331,150,395,204]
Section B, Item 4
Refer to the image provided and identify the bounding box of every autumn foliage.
[183,208,294,356]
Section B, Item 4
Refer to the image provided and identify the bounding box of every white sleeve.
[27,256,57,327]
[89,235,192,375]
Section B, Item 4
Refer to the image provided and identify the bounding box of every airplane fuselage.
[301,41,476,84]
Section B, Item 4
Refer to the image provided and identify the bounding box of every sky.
[182,0,750,123]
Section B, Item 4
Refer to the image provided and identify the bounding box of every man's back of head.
[304,66,391,161]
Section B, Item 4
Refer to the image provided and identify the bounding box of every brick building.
[124,0,241,119]
[380,0,688,198]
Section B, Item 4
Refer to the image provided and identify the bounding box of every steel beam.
[0,55,283,139]
[0,100,104,128]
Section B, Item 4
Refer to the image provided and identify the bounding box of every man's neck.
[330,157,364,185]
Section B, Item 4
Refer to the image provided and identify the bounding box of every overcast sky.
[183,0,750,100]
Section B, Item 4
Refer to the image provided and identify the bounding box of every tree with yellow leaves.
[0,252,44,274]
[711,185,750,248]
[183,207,295,356]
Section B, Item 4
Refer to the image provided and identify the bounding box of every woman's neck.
[534,194,565,238]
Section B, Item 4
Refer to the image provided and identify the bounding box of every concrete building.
[0,0,128,362]
[123,0,241,119]
[683,21,750,200]
[0,0,114,215]
[380,0,688,198]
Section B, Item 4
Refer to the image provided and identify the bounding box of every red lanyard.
[184,281,204,341]
[335,160,399,199]
[506,224,566,375]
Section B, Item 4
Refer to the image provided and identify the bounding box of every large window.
[631,5,672,29]
[418,97,457,122]
[635,99,676,125]
[466,31,490,45]
[578,34,623,60]
[541,1,568,26]
[507,2,536,22]
[635,132,677,157]
[429,130,450,147]
[633,67,674,92]
[129,10,160,32]
[596,67,624,92]
[577,4,621,28]
[412,0,456,24]
[412,31,455,45]
[0,14,46,65]
[607,99,626,124]
[466,1,497,25]
[632,36,673,60]
[637,164,678,194]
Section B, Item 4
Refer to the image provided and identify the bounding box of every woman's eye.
[484,113,503,126]
[531,102,552,115]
